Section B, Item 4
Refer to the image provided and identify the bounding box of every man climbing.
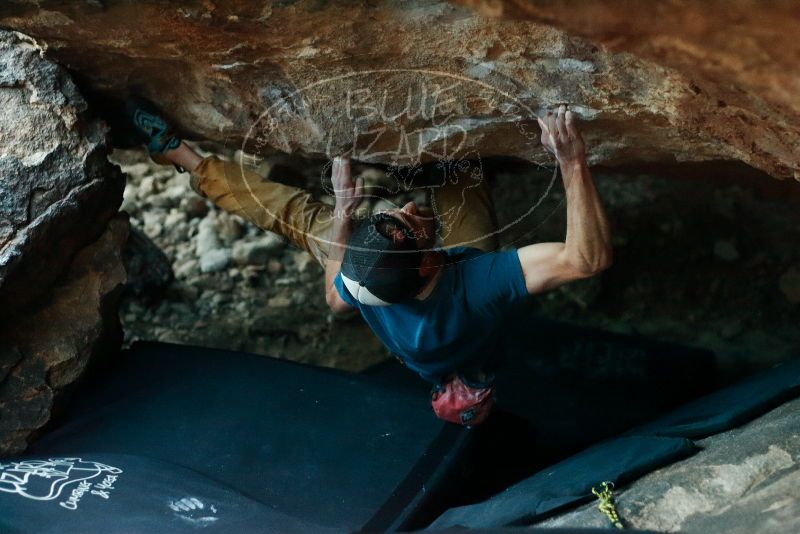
[126,101,612,425]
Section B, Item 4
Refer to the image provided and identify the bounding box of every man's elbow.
[591,249,613,274]
[570,250,613,279]
[326,292,352,315]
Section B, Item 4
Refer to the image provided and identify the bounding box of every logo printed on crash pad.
[0,458,122,510]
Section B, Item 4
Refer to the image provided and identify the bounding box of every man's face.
[382,202,437,250]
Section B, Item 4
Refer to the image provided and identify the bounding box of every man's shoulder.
[442,247,519,267]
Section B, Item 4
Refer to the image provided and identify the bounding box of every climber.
[125,100,612,426]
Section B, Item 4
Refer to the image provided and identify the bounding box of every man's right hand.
[331,156,364,220]
[537,105,585,168]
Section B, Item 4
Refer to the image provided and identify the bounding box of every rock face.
[0,29,124,315]
[122,226,173,298]
[457,0,800,180]
[0,1,797,178]
[0,30,126,454]
[0,217,128,455]
[539,397,800,533]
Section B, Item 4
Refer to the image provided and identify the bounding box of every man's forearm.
[561,159,612,274]
[324,217,353,296]
[325,156,361,310]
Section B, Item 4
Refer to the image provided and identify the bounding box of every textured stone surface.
[0,29,124,316]
[454,0,800,180]
[539,397,800,533]
[0,217,128,456]
[0,1,797,178]
[0,29,126,455]
[122,225,173,298]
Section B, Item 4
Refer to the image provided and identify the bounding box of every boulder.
[0,1,797,178]
[0,29,127,456]
[122,225,174,297]
[454,0,800,180]
[0,29,125,316]
[539,397,800,533]
[0,217,128,456]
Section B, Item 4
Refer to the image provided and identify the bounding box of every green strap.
[591,481,624,529]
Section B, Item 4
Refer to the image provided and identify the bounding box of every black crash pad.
[0,454,333,534]
[497,318,716,454]
[0,342,476,533]
[428,357,800,530]
[630,358,800,439]
[452,317,715,503]
[421,526,663,533]
[429,435,696,529]
[360,317,718,512]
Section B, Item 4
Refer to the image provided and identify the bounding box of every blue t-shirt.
[334,247,527,383]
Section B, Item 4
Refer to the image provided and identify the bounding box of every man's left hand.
[537,105,585,168]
